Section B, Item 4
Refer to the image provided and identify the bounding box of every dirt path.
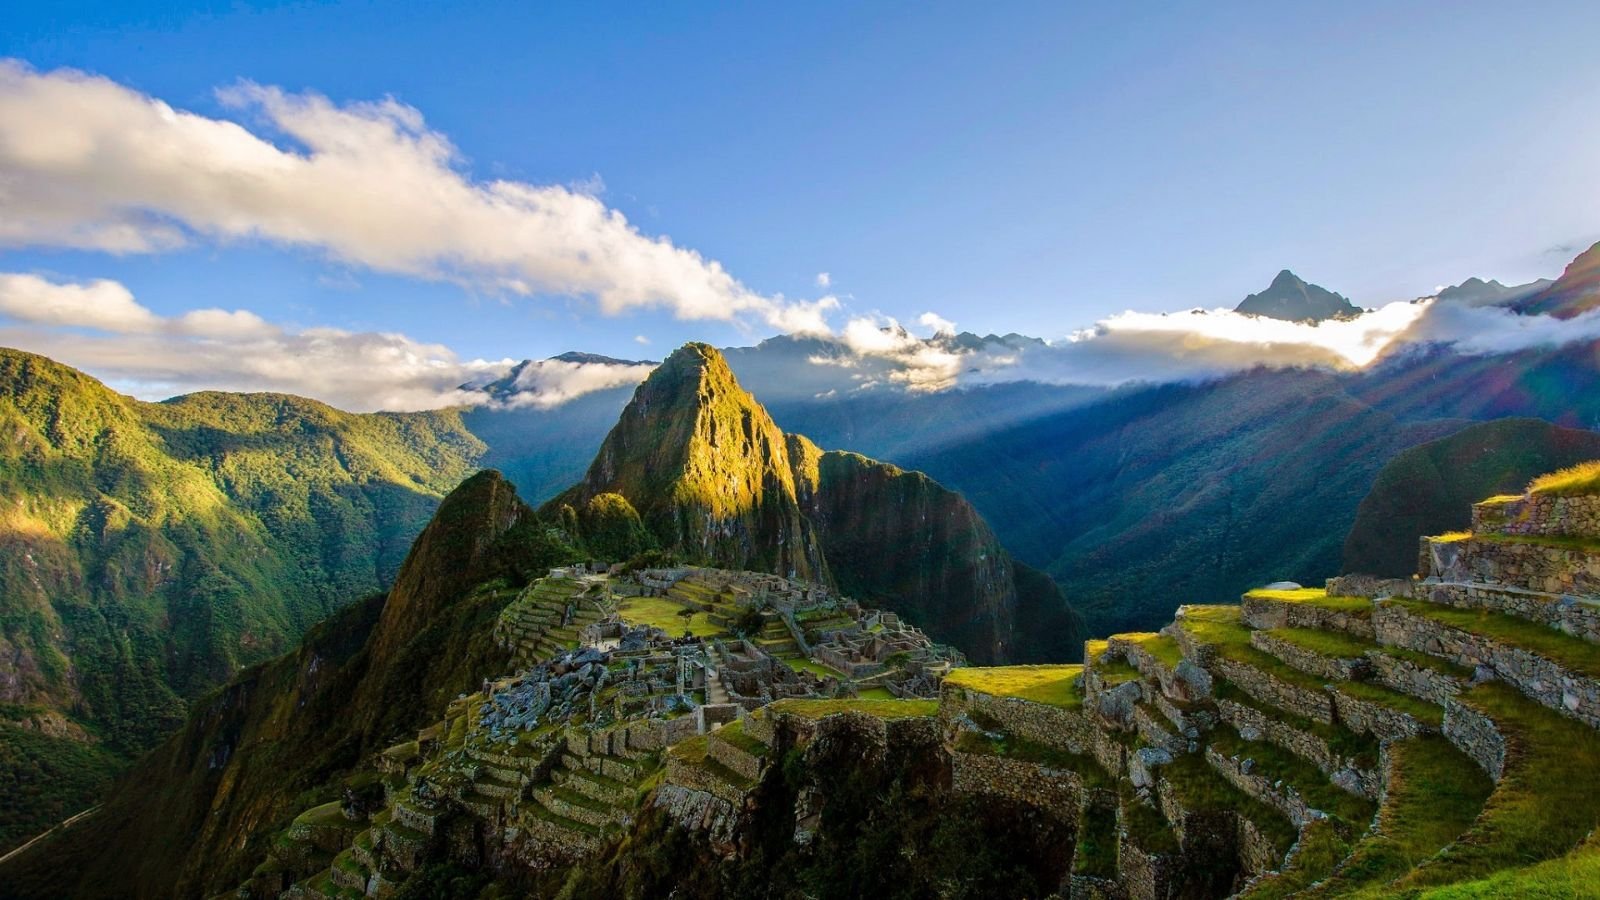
[0,805,100,867]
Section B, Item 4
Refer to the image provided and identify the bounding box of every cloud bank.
[0,60,835,333]
[0,272,515,411]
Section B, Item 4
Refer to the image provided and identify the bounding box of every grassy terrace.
[1112,631,1185,669]
[1421,835,1600,898]
[1393,681,1600,892]
[1120,787,1180,855]
[1181,606,1444,728]
[617,595,723,638]
[953,730,1110,788]
[1160,752,1298,855]
[1244,588,1374,616]
[767,697,940,719]
[1239,818,1351,900]
[1529,460,1600,497]
[1095,658,1144,686]
[1307,736,1492,898]
[1209,725,1377,826]
[1072,803,1119,879]
[1267,626,1375,661]
[1388,597,1600,680]
[943,664,1084,709]
[784,658,842,679]
[714,720,768,757]
[1211,681,1379,770]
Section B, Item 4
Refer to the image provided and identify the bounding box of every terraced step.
[578,752,645,784]
[1212,681,1381,799]
[554,765,633,805]
[1206,725,1379,828]
[472,770,522,800]
[1156,751,1297,877]
[1294,734,1493,897]
[522,798,604,842]
[1180,605,1444,741]
[1416,578,1600,645]
[1386,681,1600,893]
[533,785,627,830]
[1377,596,1600,729]
[330,847,369,891]
[1241,588,1375,638]
[1423,532,1600,597]
[1069,797,1119,884]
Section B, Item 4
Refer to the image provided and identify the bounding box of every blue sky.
[2,1,1599,406]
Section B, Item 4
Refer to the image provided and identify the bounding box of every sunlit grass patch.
[944,664,1084,708]
[1529,460,1600,497]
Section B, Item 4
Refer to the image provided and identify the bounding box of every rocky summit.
[1234,270,1362,323]
[545,342,1083,664]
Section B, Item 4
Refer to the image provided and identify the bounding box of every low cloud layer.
[0,60,835,333]
[0,272,514,410]
[813,297,1600,394]
[494,357,657,409]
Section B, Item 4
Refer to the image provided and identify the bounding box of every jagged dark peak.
[1435,276,1552,308]
[1514,240,1600,319]
[547,350,657,367]
[1235,269,1362,322]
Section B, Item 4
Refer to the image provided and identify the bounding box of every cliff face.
[553,342,1082,663]
[0,471,557,899]
[552,342,828,582]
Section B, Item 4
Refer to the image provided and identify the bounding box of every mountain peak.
[1235,270,1360,322]
[1513,240,1600,319]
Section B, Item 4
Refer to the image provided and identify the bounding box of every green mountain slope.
[0,470,565,899]
[0,348,484,852]
[1342,418,1600,576]
[548,343,1083,662]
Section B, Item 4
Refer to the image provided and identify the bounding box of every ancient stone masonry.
[1473,492,1600,539]
[258,470,1600,900]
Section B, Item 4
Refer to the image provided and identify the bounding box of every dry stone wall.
[1474,494,1600,539]
[1375,601,1600,729]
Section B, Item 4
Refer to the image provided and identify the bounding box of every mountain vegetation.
[547,342,1083,663]
[0,349,484,852]
[1342,418,1600,576]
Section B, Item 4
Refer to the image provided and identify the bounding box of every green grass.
[953,730,1110,788]
[1419,835,1600,898]
[855,687,895,700]
[943,664,1084,708]
[714,721,768,757]
[617,595,724,638]
[1209,726,1378,826]
[1529,460,1600,497]
[1266,626,1376,661]
[1120,788,1180,855]
[783,658,843,679]
[1211,681,1379,770]
[1072,802,1119,879]
[1111,631,1184,669]
[1160,751,1298,856]
[1239,818,1352,899]
[1392,681,1600,892]
[1183,605,1444,728]
[1307,736,1492,897]
[767,698,940,720]
[1388,597,1600,680]
[1244,588,1374,615]
[1095,658,1144,686]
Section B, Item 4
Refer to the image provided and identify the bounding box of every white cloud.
[0,272,508,411]
[0,60,834,333]
[0,273,162,333]
[633,334,650,345]
[815,272,831,288]
[499,358,656,409]
[827,315,965,392]
[918,311,957,336]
